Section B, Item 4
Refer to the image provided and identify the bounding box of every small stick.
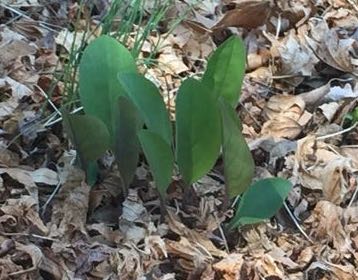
[214,212,229,253]
[316,123,357,141]
[41,181,62,217]
[348,175,358,208]
[0,231,57,242]
[283,202,313,243]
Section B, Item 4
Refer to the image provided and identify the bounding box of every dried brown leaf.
[213,1,272,30]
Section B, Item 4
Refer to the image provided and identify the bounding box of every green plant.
[66,34,292,229]
[344,106,358,126]
[43,0,181,122]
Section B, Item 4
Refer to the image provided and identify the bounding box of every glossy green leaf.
[114,96,142,188]
[118,73,172,145]
[202,36,246,106]
[176,78,222,185]
[79,35,137,141]
[138,130,174,197]
[62,113,110,165]
[229,178,293,229]
[219,98,254,198]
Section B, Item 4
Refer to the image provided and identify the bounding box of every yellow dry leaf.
[321,158,350,204]
[256,254,285,279]
[212,253,245,280]
[264,95,305,121]
[261,116,302,139]
[295,136,353,199]
[305,201,352,254]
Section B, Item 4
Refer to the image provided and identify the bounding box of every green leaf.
[62,113,110,165]
[176,78,222,185]
[229,178,293,229]
[114,96,142,188]
[219,98,254,198]
[138,130,174,198]
[86,161,99,187]
[202,36,246,107]
[79,35,137,141]
[118,73,172,145]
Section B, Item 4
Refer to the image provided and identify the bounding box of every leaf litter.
[1,0,358,279]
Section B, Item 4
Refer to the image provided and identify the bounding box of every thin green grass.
[7,0,197,146]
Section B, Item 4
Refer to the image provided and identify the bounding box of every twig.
[214,213,229,253]
[44,106,83,127]
[275,13,281,39]
[316,123,357,141]
[34,84,62,117]
[0,3,60,32]
[8,267,37,277]
[231,195,241,209]
[348,175,358,208]
[346,0,358,12]
[0,231,57,241]
[41,181,62,217]
[340,145,358,148]
[283,202,313,243]
[239,101,262,128]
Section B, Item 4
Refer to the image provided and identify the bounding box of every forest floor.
[0,0,358,279]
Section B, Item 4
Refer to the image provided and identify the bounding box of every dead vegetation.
[0,0,358,279]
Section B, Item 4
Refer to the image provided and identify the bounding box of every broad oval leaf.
[114,96,142,188]
[219,98,254,198]
[176,78,222,185]
[202,36,246,107]
[62,113,110,165]
[79,35,137,140]
[229,178,293,229]
[118,73,172,145]
[138,130,174,198]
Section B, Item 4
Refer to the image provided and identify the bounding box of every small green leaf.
[352,107,358,123]
[79,35,137,141]
[176,78,222,185]
[138,130,174,198]
[62,113,110,165]
[202,36,246,106]
[219,98,254,198]
[114,96,142,188]
[229,178,293,229]
[118,73,172,145]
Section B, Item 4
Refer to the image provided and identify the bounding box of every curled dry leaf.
[321,157,351,204]
[213,253,285,280]
[305,201,352,254]
[213,1,272,30]
[0,77,33,100]
[31,168,59,186]
[256,254,285,279]
[0,168,38,205]
[11,243,43,277]
[261,95,307,139]
[165,211,224,273]
[294,136,354,203]
[86,223,123,245]
[261,116,302,139]
[212,253,245,280]
[305,19,358,75]
[48,168,88,241]
[0,145,20,167]
[166,211,227,258]
[0,195,48,235]
[264,95,305,120]
[269,26,319,76]
[318,102,340,122]
[295,136,336,188]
